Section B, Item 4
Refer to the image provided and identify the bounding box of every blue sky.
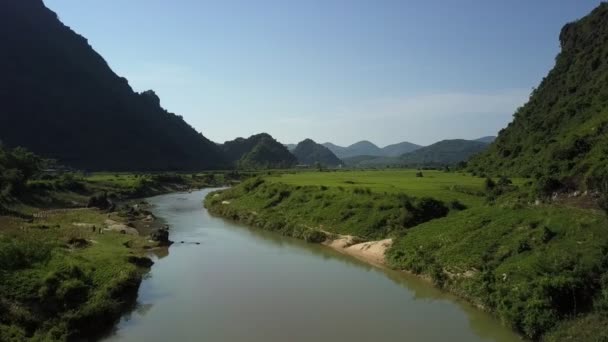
[45,0,602,146]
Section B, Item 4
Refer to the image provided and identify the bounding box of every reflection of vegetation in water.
[215,207,515,340]
[207,166,608,340]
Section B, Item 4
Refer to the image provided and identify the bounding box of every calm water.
[104,189,520,342]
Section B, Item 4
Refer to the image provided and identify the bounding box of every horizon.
[45,0,602,146]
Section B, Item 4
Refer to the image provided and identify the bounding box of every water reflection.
[105,189,520,342]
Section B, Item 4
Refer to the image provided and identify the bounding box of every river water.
[104,189,520,342]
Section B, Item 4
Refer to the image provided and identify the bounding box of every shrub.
[450,200,467,211]
[535,176,563,197]
[484,177,496,191]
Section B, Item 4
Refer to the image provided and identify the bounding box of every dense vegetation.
[0,0,226,171]
[0,146,42,200]
[221,133,297,169]
[205,174,459,241]
[387,204,608,340]
[469,3,608,190]
[291,139,342,167]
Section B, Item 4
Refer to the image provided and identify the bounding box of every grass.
[0,208,154,341]
[206,169,608,341]
[0,171,223,341]
[206,174,463,240]
[265,170,525,207]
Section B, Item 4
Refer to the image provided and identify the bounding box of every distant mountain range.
[342,138,493,167]
[400,139,490,166]
[321,140,421,159]
[292,139,342,167]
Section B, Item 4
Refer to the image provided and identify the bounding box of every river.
[104,189,520,342]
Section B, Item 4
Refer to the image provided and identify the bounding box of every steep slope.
[474,136,496,144]
[401,139,489,166]
[469,4,608,189]
[321,142,346,156]
[381,141,422,157]
[222,133,296,169]
[0,0,225,171]
[292,139,342,167]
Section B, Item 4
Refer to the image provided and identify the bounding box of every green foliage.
[386,205,608,339]
[0,207,153,341]
[469,4,608,190]
[222,133,297,169]
[0,146,42,197]
[206,176,453,241]
[292,139,342,167]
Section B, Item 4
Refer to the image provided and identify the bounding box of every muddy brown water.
[103,189,521,342]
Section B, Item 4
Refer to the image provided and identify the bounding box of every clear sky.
[45,0,602,147]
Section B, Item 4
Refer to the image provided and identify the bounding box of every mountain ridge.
[469,3,608,189]
[0,0,225,171]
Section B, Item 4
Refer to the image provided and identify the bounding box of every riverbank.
[204,172,608,341]
[322,234,392,268]
[0,172,235,341]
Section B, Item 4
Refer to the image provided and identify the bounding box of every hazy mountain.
[221,133,296,169]
[401,139,490,166]
[469,3,608,189]
[474,136,497,144]
[323,140,419,159]
[381,141,422,157]
[0,0,225,171]
[284,144,297,151]
[292,139,342,166]
[323,141,381,158]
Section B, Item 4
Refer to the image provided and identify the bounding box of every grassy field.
[0,207,156,341]
[206,169,608,341]
[0,172,224,341]
[266,170,526,207]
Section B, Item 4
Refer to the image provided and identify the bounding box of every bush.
[535,176,563,197]
[0,237,52,270]
[484,177,496,191]
[450,200,467,211]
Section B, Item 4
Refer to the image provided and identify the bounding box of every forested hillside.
[469,3,608,190]
[0,0,225,171]
[400,139,490,166]
[221,133,297,169]
[292,139,342,167]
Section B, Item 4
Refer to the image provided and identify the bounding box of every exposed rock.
[151,227,172,246]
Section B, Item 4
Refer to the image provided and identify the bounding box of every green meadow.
[267,169,525,206]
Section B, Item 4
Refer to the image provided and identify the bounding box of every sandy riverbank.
[323,235,393,268]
